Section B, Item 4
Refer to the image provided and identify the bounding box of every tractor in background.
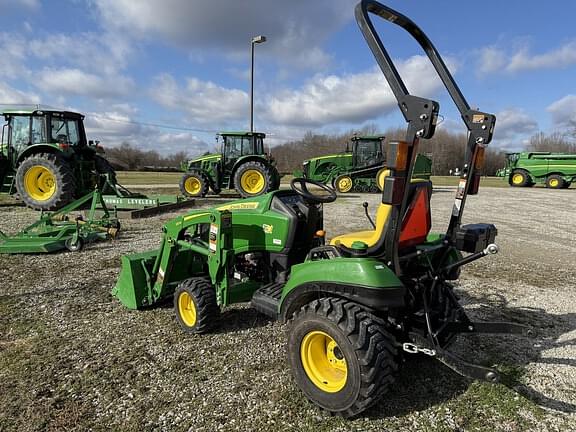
[113,0,529,417]
[180,131,281,198]
[0,107,115,210]
[294,134,431,193]
[497,151,576,188]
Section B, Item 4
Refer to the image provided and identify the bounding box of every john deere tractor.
[113,1,528,417]
[0,107,115,210]
[295,135,432,193]
[180,131,281,198]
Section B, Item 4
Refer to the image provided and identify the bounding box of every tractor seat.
[330,180,432,251]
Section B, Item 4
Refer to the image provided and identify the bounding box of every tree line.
[103,127,575,174]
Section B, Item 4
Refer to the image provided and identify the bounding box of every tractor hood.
[188,153,222,163]
[303,153,352,165]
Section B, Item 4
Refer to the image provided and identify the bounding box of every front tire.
[15,153,76,210]
[334,175,354,193]
[546,174,565,189]
[509,170,530,187]
[180,172,208,197]
[287,297,398,418]
[174,278,219,334]
[234,161,273,198]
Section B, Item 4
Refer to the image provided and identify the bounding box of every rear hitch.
[441,243,498,276]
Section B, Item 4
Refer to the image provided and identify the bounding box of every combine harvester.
[497,151,576,189]
[112,0,529,417]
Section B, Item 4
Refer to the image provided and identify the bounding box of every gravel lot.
[1,185,575,431]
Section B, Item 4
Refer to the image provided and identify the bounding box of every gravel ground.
[1,186,575,431]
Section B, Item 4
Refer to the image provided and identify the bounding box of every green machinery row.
[294,134,432,193]
[497,151,576,188]
[112,0,529,418]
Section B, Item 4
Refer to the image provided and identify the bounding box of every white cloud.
[0,33,29,79]
[34,68,135,99]
[84,109,210,154]
[266,55,454,127]
[547,95,576,127]
[92,0,352,70]
[150,73,249,126]
[0,82,40,105]
[478,40,576,74]
[0,0,40,10]
[491,108,538,150]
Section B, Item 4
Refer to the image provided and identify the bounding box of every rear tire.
[546,174,565,189]
[180,172,208,197]
[15,153,76,210]
[234,161,273,197]
[287,297,398,418]
[174,278,219,334]
[509,170,530,187]
[376,168,390,191]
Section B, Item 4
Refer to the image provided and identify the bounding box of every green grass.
[116,171,183,185]
[431,176,508,187]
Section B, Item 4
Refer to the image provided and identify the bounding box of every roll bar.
[354,0,497,272]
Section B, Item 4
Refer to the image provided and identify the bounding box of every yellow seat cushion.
[330,204,392,248]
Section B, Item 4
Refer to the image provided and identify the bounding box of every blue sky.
[1,0,575,156]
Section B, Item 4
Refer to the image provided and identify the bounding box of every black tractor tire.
[546,174,565,189]
[174,278,220,334]
[270,166,281,191]
[65,237,84,252]
[15,153,76,210]
[180,172,208,197]
[234,161,273,198]
[94,155,118,194]
[509,170,530,187]
[287,297,398,418]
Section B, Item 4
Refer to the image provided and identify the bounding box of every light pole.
[250,35,266,133]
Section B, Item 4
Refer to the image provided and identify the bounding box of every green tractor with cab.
[113,1,528,417]
[295,134,432,193]
[180,131,281,198]
[0,106,116,210]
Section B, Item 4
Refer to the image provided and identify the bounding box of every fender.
[16,144,62,165]
[279,257,405,321]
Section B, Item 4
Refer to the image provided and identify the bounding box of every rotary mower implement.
[113,0,530,418]
[0,188,119,253]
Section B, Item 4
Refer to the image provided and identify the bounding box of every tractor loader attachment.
[0,187,119,253]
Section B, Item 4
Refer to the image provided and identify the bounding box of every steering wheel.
[290,178,337,203]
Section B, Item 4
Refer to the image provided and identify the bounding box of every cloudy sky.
[1,0,575,156]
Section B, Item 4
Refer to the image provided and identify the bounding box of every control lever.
[363,202,376,229]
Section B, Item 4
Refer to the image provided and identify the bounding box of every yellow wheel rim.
[512,173,524,185]
[24,165,56,201]
[177,291,197,327]
[184,177,202,195]
[240,169,265,194]
[376,168,390,191]
[300,330,347,393]
[549,179,559,188]
[336,176,353,193]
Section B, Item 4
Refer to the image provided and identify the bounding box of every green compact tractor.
[113,1,528,417]
[497,151,576,188]
[295,135,432,193]
[0,107,116,210]
[180,131,281,198]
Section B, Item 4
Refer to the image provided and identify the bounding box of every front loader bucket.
[112,249,159,309]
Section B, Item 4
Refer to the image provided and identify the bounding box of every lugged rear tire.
[15,153,76,210]
[287,297,398,418]
[234,161,273,198]
[174,278,219,334]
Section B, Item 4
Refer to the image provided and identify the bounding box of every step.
[251,282,284,319]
